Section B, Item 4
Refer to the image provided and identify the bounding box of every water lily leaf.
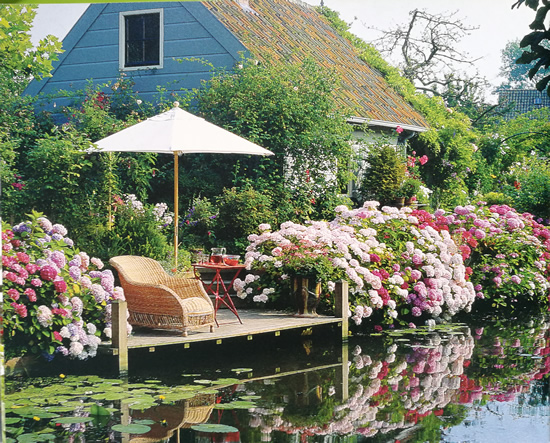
[191,424,239,433]
[231,368,253,373]
[45,406,75,413]
[162,392,196,401]
[133,419,156,425]
[214,403,236,410]
[173,385,203,392]
[240,395,261,400]
[200,389,219,395]
[5,417,21,425]
[16,433,56,442]
[54,416,94,424]
[129,402,156,411]
[21,412,60,419]
[11,407,44,417]
[181,373,202,377]
[144,380,162,384]
[227,400,256,409]
[6,426,22,436]
[212,378,240,385]
[90,404,112,416]
[194,379,213,385]
[112,424,151,434]
[104,392,130,401]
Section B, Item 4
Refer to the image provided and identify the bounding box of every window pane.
[124,13,160,67]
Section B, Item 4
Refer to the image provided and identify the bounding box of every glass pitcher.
[210,247,226,264]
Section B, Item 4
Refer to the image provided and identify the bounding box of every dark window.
[125,13,160,68]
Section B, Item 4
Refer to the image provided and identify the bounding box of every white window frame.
[119,8,164,71]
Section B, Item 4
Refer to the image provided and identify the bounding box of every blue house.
[26,0,429,140]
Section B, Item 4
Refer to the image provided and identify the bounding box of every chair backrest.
[109,255,167,285]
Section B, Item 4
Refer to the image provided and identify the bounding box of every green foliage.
[179,195,218,250]
[0,5,62,221]
[481,192,514,206]
[92,194,172,262]
[215,186,276,254]
[498,39,550,89]
[22,126,110,242]
[0,5,62,88]
[192,56,354,208]
[359,144,405,204]
[505,158,550,220]
[400,177,422,198]
[512,0,550,95]
[320,7,478,207]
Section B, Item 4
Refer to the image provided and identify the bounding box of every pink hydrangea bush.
[2,211,129,361]
[426,203,550,310]
[236,201,476,327]
[237,200,550,328]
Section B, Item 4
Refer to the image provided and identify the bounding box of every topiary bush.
[359,144,405,205]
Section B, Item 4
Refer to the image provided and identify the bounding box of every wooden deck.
[107,309,343,350]
[104,281,350,374]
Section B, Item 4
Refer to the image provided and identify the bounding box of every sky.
[30,1,538,99]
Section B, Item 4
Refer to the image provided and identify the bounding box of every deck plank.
[101,309,342,350]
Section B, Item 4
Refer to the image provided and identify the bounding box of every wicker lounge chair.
[109,255,215,336]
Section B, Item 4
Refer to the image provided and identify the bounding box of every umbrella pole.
[174,152,179,270]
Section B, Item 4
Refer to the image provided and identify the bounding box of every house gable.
[26,0,428,134]
[25,2,249,105]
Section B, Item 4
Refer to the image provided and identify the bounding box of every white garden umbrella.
[92,105,273,267]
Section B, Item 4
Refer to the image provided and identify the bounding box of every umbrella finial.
[173,101,180,108]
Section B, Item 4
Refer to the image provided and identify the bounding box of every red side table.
[192,263,245,326]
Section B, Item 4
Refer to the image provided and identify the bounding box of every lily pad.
[16,433,56,442]
[231,368,253,373]
[90,404,112,416]
[191,424,239,433]
[45,406,76,413]
[227,400,256,409]
[133,419,156,425]
[54,416,94,424]
[212,378,240,385]
[112,423,152,434]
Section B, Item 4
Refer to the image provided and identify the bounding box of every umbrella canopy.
[93,105,274,267]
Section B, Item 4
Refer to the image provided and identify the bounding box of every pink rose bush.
[237,201,550,328]
[2,211,129,361]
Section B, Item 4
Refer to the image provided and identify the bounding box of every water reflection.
[4,316,550,442]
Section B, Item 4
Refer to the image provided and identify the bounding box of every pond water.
[3,314,550,443]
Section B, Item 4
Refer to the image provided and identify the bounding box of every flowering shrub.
[429,203,550,310]
[97,193,172,261]
[2,212,128,361]
[237,200,550,328]
[236,202,476,326]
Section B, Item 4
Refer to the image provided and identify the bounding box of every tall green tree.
[0,5,62,220]
[188,57,355,220]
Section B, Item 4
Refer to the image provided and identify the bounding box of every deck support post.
[112,300,128,376]
[334,280,349,341]
[336,342,349,402]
